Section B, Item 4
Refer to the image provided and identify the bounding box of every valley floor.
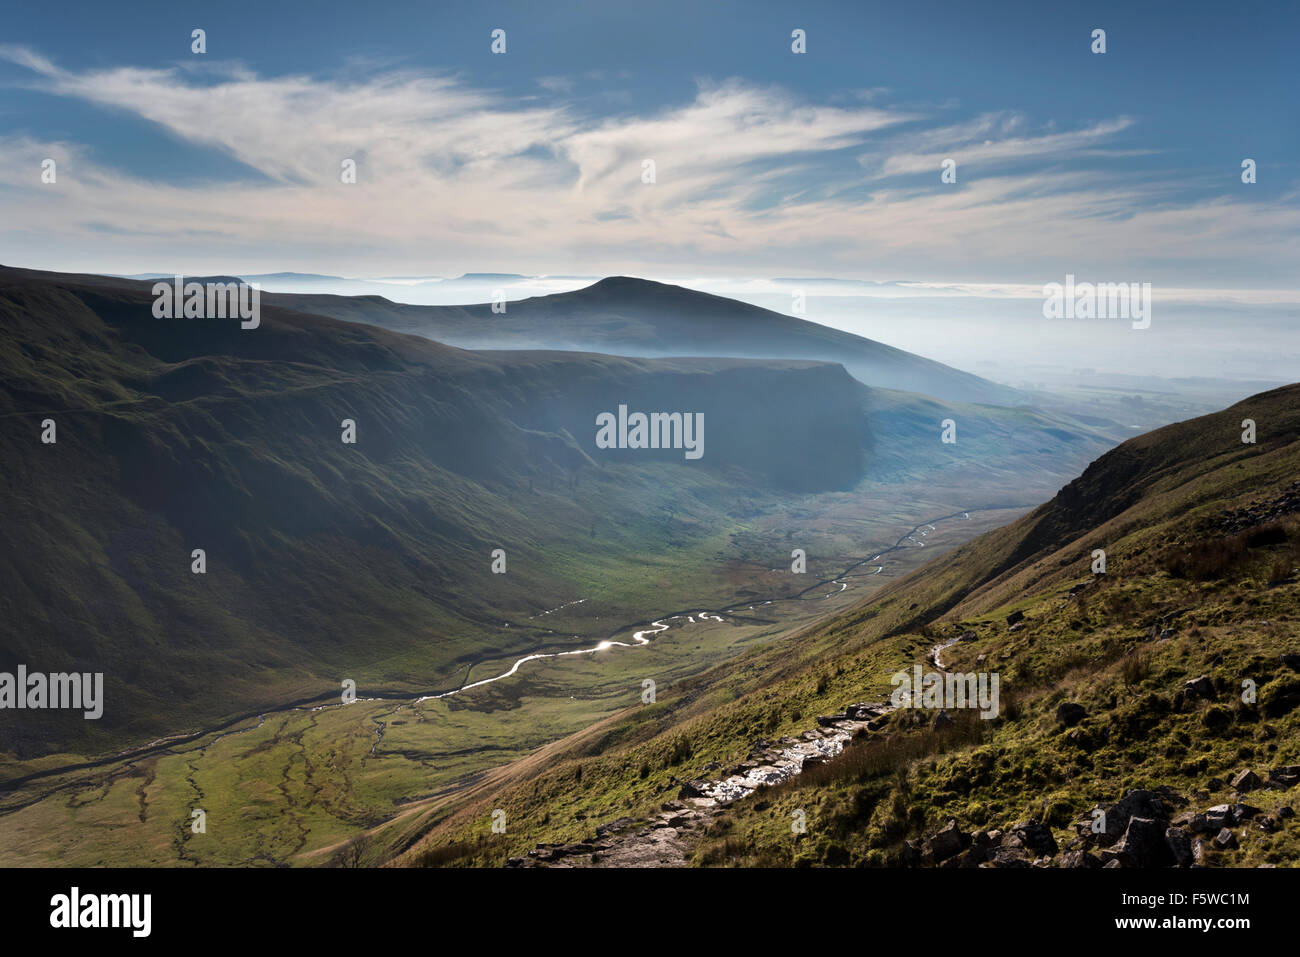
[0,498,1021,866]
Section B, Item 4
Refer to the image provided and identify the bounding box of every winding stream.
[1,507,995,798]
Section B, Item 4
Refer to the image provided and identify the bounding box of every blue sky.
[1,0,1297,293]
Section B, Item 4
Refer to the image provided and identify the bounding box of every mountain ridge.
[247,273,1026,406]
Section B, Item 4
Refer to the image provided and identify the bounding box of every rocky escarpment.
[1215,480,1300,535]
[906,770,1298,868]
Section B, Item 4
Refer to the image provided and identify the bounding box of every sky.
[0,0,1297,381]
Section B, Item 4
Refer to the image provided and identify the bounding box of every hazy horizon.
[37,265,1289,386]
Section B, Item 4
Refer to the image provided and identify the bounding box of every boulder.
[1213,827,1238,850]
[677,780,711,799]
[845,702,884,720]
[988,845,1031,867]
[949,845,988,868]
[1184,675,1216,700]
[1166,826,1193,867]
[1192,839,1207,865]
[1086,789,1173,846]
[1230,803,1262,822]
[927,820,970,863]
[1056,702,1087,727]
[1230,768,1262,793]
[1111,816,1175,867]
[1062,849,1104,868]
[1006,610,1025,627]
[1011,820,1059,857]
[1204,804,1234,830]
[901,840,923,866]
[1267,765,1300,790]
[596,816,635,837]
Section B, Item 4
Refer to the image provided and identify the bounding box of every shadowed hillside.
[0,266,1110,762]
[0,268,866,756]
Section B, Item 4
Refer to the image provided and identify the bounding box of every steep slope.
[394,384,1300,869]
[0,267,870,758]
[0,265,1111,774]
[259,277,1026,406]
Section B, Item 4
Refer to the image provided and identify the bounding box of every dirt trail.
[514,568,984,869]
[509,704,895,868]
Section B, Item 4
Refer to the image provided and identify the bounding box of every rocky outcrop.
[1109,817,1174,867]
[1075,787,1184,847]
[1268,766,1300,789]
[923,820,969,863]
[906,781,1294,869]
[1214,480,1300,534]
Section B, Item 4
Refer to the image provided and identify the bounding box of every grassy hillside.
[393,384,1300,869]
[0,266,1108,764]
[0,269,859,758]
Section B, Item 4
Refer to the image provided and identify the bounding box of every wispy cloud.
[1,46,1296,288]
[870,113,1143,177]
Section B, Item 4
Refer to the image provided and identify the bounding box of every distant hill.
[260,276,1027,406]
